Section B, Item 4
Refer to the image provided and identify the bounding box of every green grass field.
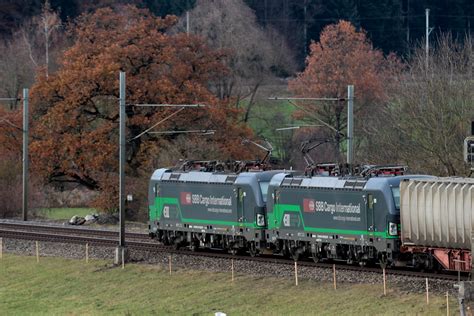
[37,208,96,220]
[0,254,458,315]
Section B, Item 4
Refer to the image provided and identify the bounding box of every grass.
[37,207,96,220]
[0,254,458,315]
[245,97,325,163]
[247,99,298,136]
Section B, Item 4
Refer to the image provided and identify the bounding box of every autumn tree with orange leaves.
[289,20,400,164]
[1,5,253,212]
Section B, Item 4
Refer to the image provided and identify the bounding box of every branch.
[21,30,38,69]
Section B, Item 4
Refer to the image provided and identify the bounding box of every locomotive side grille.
[169,173,181,181]
[225,175,237,183]
[344,181,357,188]
[343,180,366,189]
[291,179,303,186]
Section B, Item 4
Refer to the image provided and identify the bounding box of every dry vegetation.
[0,254,459,315]
[0,2,473,216]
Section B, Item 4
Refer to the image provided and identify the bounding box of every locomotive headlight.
[256,214,265,227]
[389,222,398,236]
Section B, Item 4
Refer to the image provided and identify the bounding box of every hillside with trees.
[0,0,473,215]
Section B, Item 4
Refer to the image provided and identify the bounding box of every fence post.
[231,259,234,282]
[426,278,429,304]
[85,243,89,263]
[121,247,125,269]
[333,264,337,290]
[35,241,39,263]
[0,237,3,259]
[294,261,299,286]
[446,291,449,315]
[169,255,172,275]
[383,268,387,296]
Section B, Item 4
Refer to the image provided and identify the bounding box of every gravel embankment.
[2,237,460,295]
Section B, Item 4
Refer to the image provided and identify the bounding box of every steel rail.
[0,220,467,282]
[0,220,148,239]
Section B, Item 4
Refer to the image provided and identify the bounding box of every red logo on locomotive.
[180,192,192,205]
[303,198,315,213]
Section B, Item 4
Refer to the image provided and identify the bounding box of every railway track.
[0,220,149,240]
[0,219,467,282]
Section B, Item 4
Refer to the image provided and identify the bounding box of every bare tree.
[174,0,296,122]
[0,37,34,109]
[0,1,63,110]
[371,34,474,176]
[20,0,62,77]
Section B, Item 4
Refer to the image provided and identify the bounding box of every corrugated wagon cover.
[401,178,474,250]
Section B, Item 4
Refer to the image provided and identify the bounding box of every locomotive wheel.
[312,253,321,263]
[173,235,185,250]
[379,253,388,269]
[173,240,181,250]
[162,235,172,246]
[189,241,199,252]
[290,248,300,261]
[248,242,258,257]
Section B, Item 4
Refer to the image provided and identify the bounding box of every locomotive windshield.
[391,187,400,210]
[259,181,270,202]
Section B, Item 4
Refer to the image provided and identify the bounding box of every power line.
[262,15,425,23]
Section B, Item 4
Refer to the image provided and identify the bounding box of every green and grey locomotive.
[148,168,281,254]
[264,173,430,265]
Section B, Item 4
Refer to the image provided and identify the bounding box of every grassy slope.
[37,208,96,220]
[0,254,457,315]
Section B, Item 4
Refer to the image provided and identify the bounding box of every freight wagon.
[401,177,474,271]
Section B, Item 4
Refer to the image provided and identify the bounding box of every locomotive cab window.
[391,187,400,210]
[238,188,245,202]
[273,189,280,203]
[368,194,374,209]
[259,181,270,202]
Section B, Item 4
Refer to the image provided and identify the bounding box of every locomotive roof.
[271,173,433,190]
[150,168,281,184]
[279,175,367,190]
